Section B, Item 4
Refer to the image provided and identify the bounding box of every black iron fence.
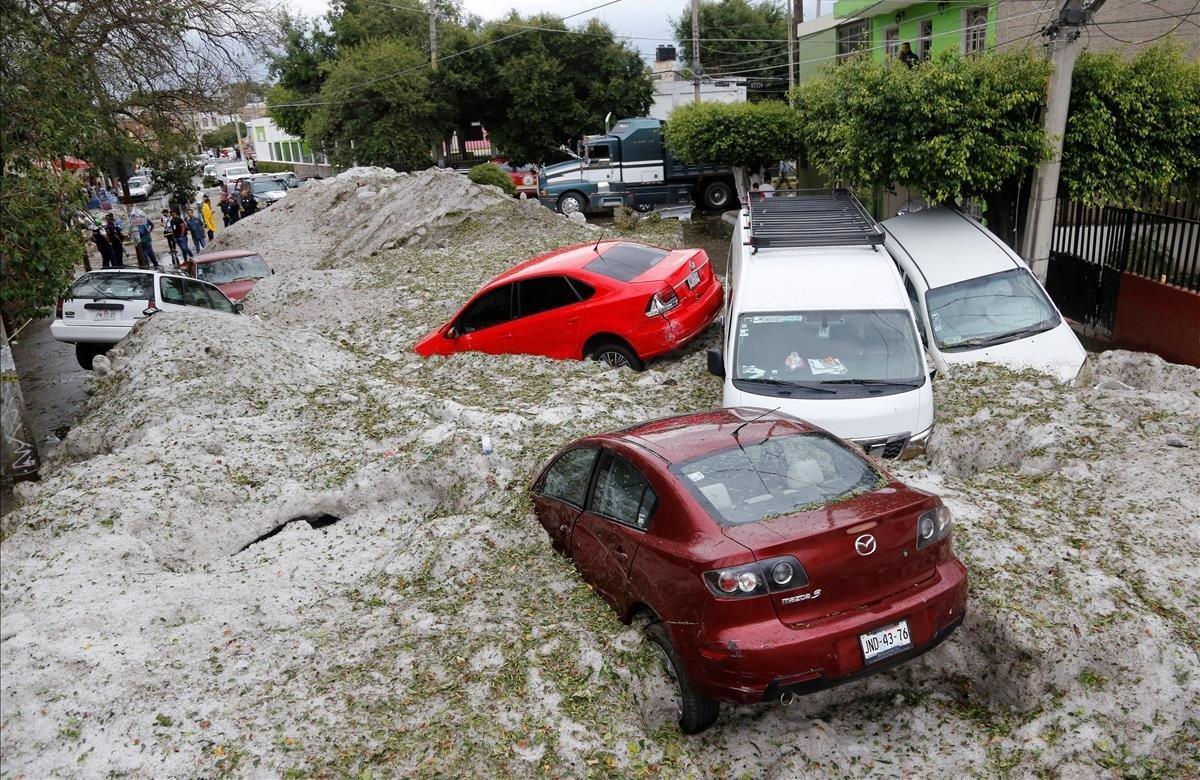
[1046,188,1200,332]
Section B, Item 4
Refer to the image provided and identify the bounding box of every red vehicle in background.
[490,158,539,197]
[187,249,274,301]
[531,409,968,733]
[413,241,723,370]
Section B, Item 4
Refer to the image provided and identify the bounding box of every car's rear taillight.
[703,556,809,599]
[55,299,64,319]
[916,505,952,549]
[645,286,679,317]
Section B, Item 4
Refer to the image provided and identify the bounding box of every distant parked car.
[241,176,287,205]
[126,175,153,200]
[532,408,968,733]
[413,241,723,370]
[189,249,274,301]
[219,164,251,187]
[51,269,242,369]
[882,207,1087,382]
[490,158,539,197]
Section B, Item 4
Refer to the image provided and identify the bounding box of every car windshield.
[195,255,270,284]
[128,177,146,187]
[252,180,283,194]
[674,432,886,526]
[734,310,923,385]
[224,167,248,177]
[925,268,1061,350]
[69,272,153,301]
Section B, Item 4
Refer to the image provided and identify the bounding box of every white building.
[648,45,747,120]
[246,116,331,175]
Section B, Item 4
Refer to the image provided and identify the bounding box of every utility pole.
[429,0,442,166]
[1021,0,1105,281]
[787,0,799,102]
[1,320,41,483]
[691,0,701,102]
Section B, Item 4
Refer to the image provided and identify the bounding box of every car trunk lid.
[720,486,940,627]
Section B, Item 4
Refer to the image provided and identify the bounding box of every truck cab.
[538,117,735,215]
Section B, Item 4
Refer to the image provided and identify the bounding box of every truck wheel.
[557,191,587,215]
[589,341,645,372]
[702,181,733,210]
[75,343,108,370]
[645,621,719,734]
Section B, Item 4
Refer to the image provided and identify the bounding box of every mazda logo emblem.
[855,534,877,556]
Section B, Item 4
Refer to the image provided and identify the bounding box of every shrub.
[467,163,515,195]
[254,161,297,174]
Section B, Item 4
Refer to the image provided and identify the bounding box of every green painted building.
[796,0,997,81]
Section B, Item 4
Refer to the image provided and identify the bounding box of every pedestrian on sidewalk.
[103,214,126,268]
[221,192,240,226]
[137,220,161,269]
[161,209,179,264]
[186,207,206,251]
[92,224,114,269]
[200,195,217,240]
[171,209,194,264]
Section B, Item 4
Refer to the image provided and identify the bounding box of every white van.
[218,163,251,187]
[882,207,1086,383]
[707,190,934,459]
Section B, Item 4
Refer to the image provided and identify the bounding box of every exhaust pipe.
[779,692,796,706]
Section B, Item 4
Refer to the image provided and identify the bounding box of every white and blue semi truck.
[537,117,737,215]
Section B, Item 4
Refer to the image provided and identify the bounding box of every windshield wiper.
[739,377,836,394]
[820,378,921,387]
[953,323,1056,348]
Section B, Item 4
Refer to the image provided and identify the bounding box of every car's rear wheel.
[556,191,587,216]
[75,343,108,370]
[645,621,719,734]
[589,341,645,372]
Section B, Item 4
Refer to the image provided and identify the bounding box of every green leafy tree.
[793,50,1052,245]
[303,40,438,170]
[268,15,338,137]
[674,0,790,101]
[663,100,803,195]
[1063,43,1200,205]
[149,155,202,209]
[467,162,516,195]
[201,122,247,151]
[0,168,86,322]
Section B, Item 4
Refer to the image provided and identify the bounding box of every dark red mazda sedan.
[531,408,968,733]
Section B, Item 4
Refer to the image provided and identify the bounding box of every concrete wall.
[650,80,746,120]
[1113,274,1200,367]
[996,0,1200,58]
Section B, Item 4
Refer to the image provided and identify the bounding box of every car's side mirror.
[444,323,460,340]
[233,302,244,314]
[706,349,725,379]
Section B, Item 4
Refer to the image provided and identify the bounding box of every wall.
[867,1,996,62]
[996,0,1200,58]
[650,80,746,120]
[1113,274,1200,367]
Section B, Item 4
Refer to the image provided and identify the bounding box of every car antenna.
[593,232,604,253]
[731,407,781,494]
[731,406,781,443]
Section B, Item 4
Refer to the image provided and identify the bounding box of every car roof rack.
[744,188,884,251]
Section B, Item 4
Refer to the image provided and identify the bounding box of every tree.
[663,100,803,195]
[303,40,439,170]
[674,0,790,101]
[201,122,247,151]
[793,50,1052,246]
[149,155,201,209]
[1063,43,1200,206]
[467,163,516,195]
[0,168,85,323]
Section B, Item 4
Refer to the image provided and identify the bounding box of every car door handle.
[558,524,569,534]
[613,548,629,561]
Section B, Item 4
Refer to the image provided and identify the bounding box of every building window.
[885,27,900,57]
[255,126,266,142]
[272,142,282,161]
[918,19,933,59]
[291,141,301,161]
[964,7,988,54]
[837,20,871,61]
[301,141,314,163]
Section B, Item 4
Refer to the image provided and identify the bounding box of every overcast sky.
[286,0,823,60]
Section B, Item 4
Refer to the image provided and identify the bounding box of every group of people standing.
[88,195,219,271]
[217,186,256,227]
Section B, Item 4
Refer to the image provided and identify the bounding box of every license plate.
[859,619,912,664]
[93,309,117,321]
[685,270,701,289]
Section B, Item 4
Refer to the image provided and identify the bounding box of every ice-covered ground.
[2,169,1197,778]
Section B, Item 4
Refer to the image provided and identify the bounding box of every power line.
[1092,0,1200,43]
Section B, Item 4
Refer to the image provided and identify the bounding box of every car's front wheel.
[556,191,587,216]
[588,341,645,372]
[645,621,719,734]
[75,343,109,370]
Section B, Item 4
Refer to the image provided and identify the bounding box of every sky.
[286,0,824,60]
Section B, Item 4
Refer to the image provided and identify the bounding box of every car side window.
[160,277,186,305]
[181,279,212,308]
[199,282,236,314]
[540,447,598,507]
[459,284,513,333]
[565,277,595,302]
[902,274,929,345]
[591,453,658,530]
[519,276,582,318]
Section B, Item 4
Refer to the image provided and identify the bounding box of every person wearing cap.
[161,209,179,264]
[103,214,126,268]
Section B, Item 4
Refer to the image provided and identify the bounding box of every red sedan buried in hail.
[187,249,274,302]
[413,241,723,370]
[531,408,968,733]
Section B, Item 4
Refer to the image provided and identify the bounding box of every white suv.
[51,269,241,369]
[882,207,1086,383]
[708,190,934,459]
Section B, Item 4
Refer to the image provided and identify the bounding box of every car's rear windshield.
[252,180,283,193]
[673,433,886,526]
[583,243,668,282]
[69,272,153,301]
[195,255,271,285]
